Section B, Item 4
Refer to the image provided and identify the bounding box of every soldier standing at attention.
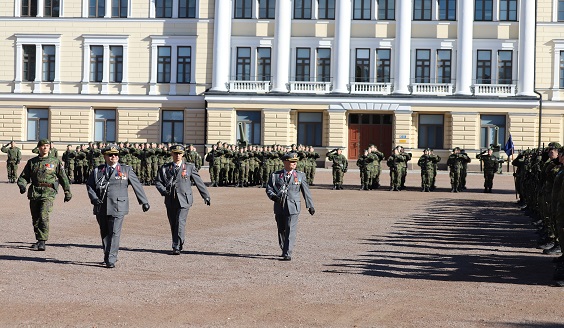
[387,147,406,191]
[155,145,211,254]
[447,147,465,193]
[429,149,441,191]
[266,152,315,261]
[2,140,21,183]
[417,148,435,192]
[326,147,348,190]
[477,147,505,193]
[86,144,150,268]
[459,149,472,191]
[17,139,72,251]
[62,144,75,183]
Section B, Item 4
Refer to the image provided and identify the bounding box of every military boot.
[36,241,46,251]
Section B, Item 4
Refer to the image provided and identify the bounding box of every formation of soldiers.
[511,142,564,286]
[205,142,319,188]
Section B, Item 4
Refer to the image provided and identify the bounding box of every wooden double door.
[348,113,393,159]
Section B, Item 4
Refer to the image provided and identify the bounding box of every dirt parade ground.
[0,162,562,328]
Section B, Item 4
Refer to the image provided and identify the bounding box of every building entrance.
[348,113,393,159]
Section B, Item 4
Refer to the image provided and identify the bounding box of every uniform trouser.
[166,201,189,250]
[450,169,461,190]
[304,166,312,183]
[96,214,124,265]
[460,169,468,187]
[6,162,17,181]
[431,168,438,187]
[483,171,495,188]
[400,167,407,187]
[359,168,367,186]
[421,170,432,188]
[74,166,83,183]
[390,169,401,188]
[30,198,53,241]
[309,166,316,184]
[332,167,344,184]
[370,167,381,187]
[66,163,74,181]
[220,164,229,184]
[275,210,299,257]
[238,165,248,184]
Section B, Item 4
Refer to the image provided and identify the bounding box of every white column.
[101,45,110,94]
[332,0,352,93]
[517,0,535,96]
[121,45,129,94]
[172,0,179,18]
[170,46,178,95]
[271,0,292,92]
[37,0,45,17]
[210,0,232,91]
[81,45,90,94]
[14,43,23,93]
[455,0,473,95]
[33,44,42,93]
[393,0,411,94]
[53,43,61,93]
[105,0,112,17]
[149,44,159,95]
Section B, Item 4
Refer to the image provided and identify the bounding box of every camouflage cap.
[102,144,120,155]
[452,147,460,152]
[548,142,562,150]
[37,139,50,147]
[170,144,185,154]
[282,152,299,162]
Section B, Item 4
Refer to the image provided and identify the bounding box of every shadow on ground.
[324,198,555,286]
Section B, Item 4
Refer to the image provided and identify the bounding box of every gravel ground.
[0,163,562,328]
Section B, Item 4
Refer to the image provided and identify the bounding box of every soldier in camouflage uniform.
[429,149,441,191]
[387,147,406,191]
[447,147,465,193]
[326,147,348,190]
[306,146,319,185]
[235,146,249,187]
[1,141,22,183]
[418,148,438,192]
[357,149,371,190]
[476,147,505,193]
[396,146,412,190]
[368,145,385,189]
[459,149,471,191]
[205,144,221,187]
[17,139,72,251]
[62,144,75,183]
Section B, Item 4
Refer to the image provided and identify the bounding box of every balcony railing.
[473,83,516,97]
[228,80,271,93]
[411,83,454,95]
[349,82,392,95]
[288,81,332,93]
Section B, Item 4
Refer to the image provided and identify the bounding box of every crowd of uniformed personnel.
[511,142,564,286]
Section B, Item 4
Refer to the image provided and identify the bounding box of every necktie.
[106,166,114,179]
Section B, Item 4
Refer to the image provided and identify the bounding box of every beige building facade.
[0,0,561,166]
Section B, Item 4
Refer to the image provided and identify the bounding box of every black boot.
[333,184,338,190]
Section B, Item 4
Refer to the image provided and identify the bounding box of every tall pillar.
[271,0,292,92]
[101,45,110,94]
[210,0,232,91]
[455,0,473,95]
[393,0,412,94]
[332,0,351,93]
[517,0,535,96]
[33,44,42,93]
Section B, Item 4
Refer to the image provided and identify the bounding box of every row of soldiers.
[204,142,320,188]
[512,142,564,286]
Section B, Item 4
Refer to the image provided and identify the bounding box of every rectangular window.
[437,49,451,83]
[94,109,116,143]
[90,45,103,82]
[157,46,172,83]
[438,0,455,20]
[257,47,271,81]
[42,45,55,82]
[318,0,335,19]
[559,0,564,21]
[298,112,322,147]
[294,0,312,19]
[377,0,395,20]
[560,51,564,88]
[237,111,262,145]
[236,47,251,81]
[23,45,36,82]
[161,110,184,143]
[44,0,60,17]
[109,46,123,83]
[89,0,105,17]
[22,0,38,16]
[112,0,128,17]
[295,48,311,81]
[418,114,444,149]
[476,50,492,84]
[27,109,49,141]
[259,0,275,18]
[499,0,517,21]
[353,0,371,20]
[413,0,432,20]
[415,49,431,83]
[475,0,493,21]
[376,49,391,83]
[156,0,173,17]
[355,49,370,83]
[498,50,512,84]
[234,0,252,18]
[317,48,331,82]
[177,46,192,83]
[179,0,196,18]
[480,115,506,149]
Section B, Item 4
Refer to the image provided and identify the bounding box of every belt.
[38,183,55,188]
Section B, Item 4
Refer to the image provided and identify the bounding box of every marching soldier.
[1,140,21,183]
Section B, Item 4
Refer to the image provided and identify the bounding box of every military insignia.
[45,163,54,170]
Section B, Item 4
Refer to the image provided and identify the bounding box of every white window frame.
[410,39,455,84]
[472,40,516,85]
[14,34,62,94]
[15,0,65,17]
[81,35,129,94]
[551,40,564,99]
[149,0,200,18]
[230,37,274,80]
[149,35,197,95]
[291,38,333,82]
[349,38,394,83]
[81,0,132,18]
